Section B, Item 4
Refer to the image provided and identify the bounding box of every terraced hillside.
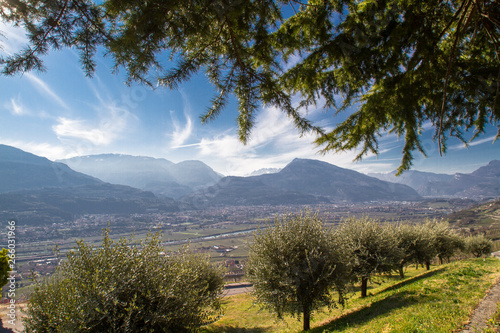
[447,199,500,240]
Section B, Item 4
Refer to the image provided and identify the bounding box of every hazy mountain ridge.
[0,144,102,193]
[181,176,331,207]
[0,145,180,224]
[183,158,422,207]
[261,159,421,202]
[369,160,500,198]
[246,168,282,176]
[0,184,180,225]
[367,170,454,194]
[2,144,498,223]
[59,155,222,198]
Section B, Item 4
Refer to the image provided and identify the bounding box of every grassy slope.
[202,258,500,332]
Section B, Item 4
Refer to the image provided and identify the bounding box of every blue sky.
[0,22,498,176]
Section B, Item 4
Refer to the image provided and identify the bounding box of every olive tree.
[394,221,444,278]
[0,248,11,288]
[429,221,465,264]
[335,217,401,298]
[465,234,493,258]
[395,223,435,279]
[23,229,224,333]
[246,211,350,331]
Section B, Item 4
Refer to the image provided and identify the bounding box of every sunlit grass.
[201,258,500,332]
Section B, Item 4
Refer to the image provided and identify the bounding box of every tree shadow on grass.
[310,292,419,332]
[347,268,444,297]
[379,268,445,294]
[310,268,446,333]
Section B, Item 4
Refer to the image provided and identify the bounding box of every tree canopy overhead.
[1,0,498,173]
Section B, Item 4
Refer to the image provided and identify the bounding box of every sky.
[0,22,498,177]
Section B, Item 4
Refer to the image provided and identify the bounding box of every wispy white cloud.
[25,73,69,109]
[5,96,28,116]
[169,110,193,148]
[168,90,194,148]
[53,117,112,146]
[3,95,51,118]
[52,101,135,146]
[450,135,497,150]
[49,72,140,148]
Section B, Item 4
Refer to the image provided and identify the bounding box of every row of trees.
[247,212,493,331]
[22,214,492,332]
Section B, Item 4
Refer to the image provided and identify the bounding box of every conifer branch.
[26,0,70,61]
[438,0,472,156]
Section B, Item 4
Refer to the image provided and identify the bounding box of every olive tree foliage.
[0,248,11,288]
[23,230,224,333]
[429,220,465,264]
[246,211,350,331]
[394,223,426,279]
[393,222,437,277]
[335,217,401,298]
[465,234,493,258]
[1,0,498,173]
[393,220,464,278]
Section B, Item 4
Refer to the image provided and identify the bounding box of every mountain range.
[0,144,102,193]
[369,160,500,198]
[0,144,499,224]
[0,145,179,224]
[182,159,421,208]
[59,155,222,199]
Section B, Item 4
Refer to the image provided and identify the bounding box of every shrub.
[23,230,224,333]
[0,248,10,288]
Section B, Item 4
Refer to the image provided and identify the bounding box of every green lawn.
[201,258,500,332]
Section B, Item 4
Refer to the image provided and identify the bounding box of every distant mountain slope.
[368,170,453,194]
[0,144,101,193]
[59,155,222,198]
[246,168,281,176]
[182,176,330,207]
[168,160,223,188]
[369,160,500,198]
[260,159,422,202]
[184,158,421,207]
[0,183,180,225]
[471,160,500,178]
[421,160,500,198]
[59,154,177,188]
[0,145,181,224]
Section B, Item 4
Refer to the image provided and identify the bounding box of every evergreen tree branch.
[438,0,472,156]
[24,0,70,66]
